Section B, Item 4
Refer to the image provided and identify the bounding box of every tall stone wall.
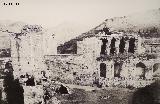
[77,32,142,59]
[1,25,57,79]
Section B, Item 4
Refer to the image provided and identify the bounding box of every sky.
[0,0,160,29]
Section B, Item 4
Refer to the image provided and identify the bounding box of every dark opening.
[100,63,106,78]
[153,63,160,73]
[119,37,126,53]
[73,72,76,75]
[26,76,35,86]
[55,84,68,94]
[20,75,25,78]
[5,61,13,70]
[136,62,146,68]
[136,62,146,78]
[100,39,108,54]
[114,62,122,78]
[128,37,135,53]
[0,48,11,58]
[103,27,111,35]
[110,37,116,55]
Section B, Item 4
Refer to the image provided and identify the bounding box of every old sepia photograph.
[0,0,160,104]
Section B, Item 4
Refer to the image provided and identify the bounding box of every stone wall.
[44,54,97,86]
[77,32,141,56]
[44,54,157,88]
[0,25,57,79]
[44,31,160,88]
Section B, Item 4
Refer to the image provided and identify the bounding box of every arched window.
[114,62,122,78]
[110,37,116,55]
[153,63,160,73]
[119,37,125,53]
[100,39,108,55]
[100,63,106,78]
[136,62,146,78]
[128,37,135,53]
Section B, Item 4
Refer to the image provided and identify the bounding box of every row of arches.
[99,62,159,78]
[100,62,123,78]
[100,37,136,55]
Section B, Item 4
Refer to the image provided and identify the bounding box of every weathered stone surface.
[45,30,160,88]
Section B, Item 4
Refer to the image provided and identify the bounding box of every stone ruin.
[0,25,160,103]
[45,28,160,88]
[0,25,57,103]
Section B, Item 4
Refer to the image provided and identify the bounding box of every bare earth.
[54,86,135,104]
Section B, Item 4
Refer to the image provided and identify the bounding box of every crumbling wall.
[77,37,101,57]
[0,34,11,58]
[9,25,57,79]
[0,31,11,49]
[44,54,97,86]
[45,30,159,88]
[142,38,160,54]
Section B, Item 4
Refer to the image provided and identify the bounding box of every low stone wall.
[99,78,154,88]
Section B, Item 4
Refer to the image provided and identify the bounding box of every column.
[115,38,120,54]
[125,40,129,54]
[107,38,111,55]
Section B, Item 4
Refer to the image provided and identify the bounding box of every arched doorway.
[153,63,160,72]
[100,63,106,78]
[153,63,160,77]
[114,62,122,78]
[136,62,146,78]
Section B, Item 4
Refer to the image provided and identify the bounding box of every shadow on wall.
[131,80,160,104]
[3,61,24,104]
[0,89,2,103]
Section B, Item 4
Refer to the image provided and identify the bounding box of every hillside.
[57,8,160,54]
[0,20,27,33]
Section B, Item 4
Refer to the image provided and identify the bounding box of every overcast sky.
[0,0,160,28]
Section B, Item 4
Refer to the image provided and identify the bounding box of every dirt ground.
[55,87,135,104]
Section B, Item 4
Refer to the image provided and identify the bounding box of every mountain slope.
[96,8,160,33]
[0,20,27,33]
[58,8,160,54]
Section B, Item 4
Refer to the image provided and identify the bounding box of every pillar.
[125,40,129,54]
[115,38,120,54]
[107,38,111,55]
